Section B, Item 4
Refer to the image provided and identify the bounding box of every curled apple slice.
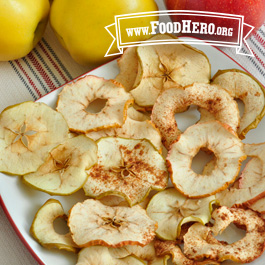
[86,106,162,152]
[183,206,265,263]
[30,199,77,252]
[76,246,145,265]
[167,121,246,198]
[0,101,69,175]
[57,75,133,133]
[84,137,168,206]
[115,47,139,92]
[146,188,216,240]
[151,83,239,149]
[68,199,157,248]
[217,142,265,209]
[23,135,97,195]
[154,239,220,265]
[212,69,265,138]
[130,34,210,107]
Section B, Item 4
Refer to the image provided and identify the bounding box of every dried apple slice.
[68,199,157,247]
[23,135,97,195]
[167,121,246,198]
[86,106,162,152]
[30,199,77,252]
[76,246,145,265]
[146,188,216,240]
[110,241,169,265]
[212,69,265,138]
[115,47,138,92]
[151,83,239,149]
[84,137,168,206]
[217,142,265,209]
[57,75,133,133]
[130,34,211,107]
[183,206,265,263]
[154,239,220,265]
[0,101,69,175]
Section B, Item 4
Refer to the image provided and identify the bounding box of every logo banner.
[105,10,255,57]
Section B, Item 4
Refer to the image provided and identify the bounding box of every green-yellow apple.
[49,0,158,66]
[0,0,50,61]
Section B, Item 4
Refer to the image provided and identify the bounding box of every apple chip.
[115,47,138,92]
[212,69,265,138]
[0,101,69,175]
[110,241,169,265]
[86,106,162,152]
[151,83,240,149]
[57,75,133,133]
[84,137,168,206]
[76,246,145,265]
[23,135,97,195]
[146,188,216,240]
[183,206,265,263]
[130,34,211,107]
[154,239,220,265]
[68,199,157,247]
[30,199,77,252]
[167,121,246,198]
[217,142,265,208]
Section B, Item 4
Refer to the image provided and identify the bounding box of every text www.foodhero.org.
[126,20,233,37]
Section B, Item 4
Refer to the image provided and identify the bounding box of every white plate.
[1,38,265,265]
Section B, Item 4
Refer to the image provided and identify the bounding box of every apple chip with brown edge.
[151,83,240,149]
[183,206,265,263]
[84,137,168,206]
[154,239,220,265]
[68,199,157,248]
[30,199,78,252]
[0,101,69,175]
[130,34,211,108]
[212,69,265,139]
[217,142,265,209]
[115,47,138,92]
[167,121,246,198]
[146,188,216,240]
[23,135,97,195]
[56,75,133,133]
[110,241,169,265]
[86,106,163,152]
[76,246,145,265]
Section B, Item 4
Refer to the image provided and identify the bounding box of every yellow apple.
[0,0,50,61]
[50,0,158,66]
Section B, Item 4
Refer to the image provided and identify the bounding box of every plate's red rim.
[0,36,264,265]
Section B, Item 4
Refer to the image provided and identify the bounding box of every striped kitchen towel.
[0,24,89,112]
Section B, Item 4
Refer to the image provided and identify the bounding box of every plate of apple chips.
[1,35,265,265]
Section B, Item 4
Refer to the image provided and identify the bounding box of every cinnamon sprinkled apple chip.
[151,83,240,149]
[84,137,168,206]
[183,206,265,263]
[68,199,157,248]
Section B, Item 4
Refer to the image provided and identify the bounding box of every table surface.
[0,1,264,264]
